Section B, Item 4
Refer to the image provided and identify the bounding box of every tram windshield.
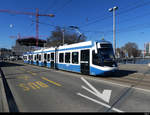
[99,48,114,60]
[92,44,117,67]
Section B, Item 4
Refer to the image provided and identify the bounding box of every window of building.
[72,52,79,64]
[59,53,64,63]
[65,52,70,63]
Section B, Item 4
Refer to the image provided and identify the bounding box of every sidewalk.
[118,64,150,75]
[0,69,9,112]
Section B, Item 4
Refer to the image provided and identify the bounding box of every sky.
[0,0,150,50]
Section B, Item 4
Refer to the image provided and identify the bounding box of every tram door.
[80,49,90,75]
[55,48,58,69]
[51,53,55,69]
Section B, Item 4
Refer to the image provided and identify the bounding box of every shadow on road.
[97,69,137,78]
[0,61,24,67]
[111,70,137,77]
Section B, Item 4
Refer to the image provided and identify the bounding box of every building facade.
[0,48,12,58]
[144,43,150,56]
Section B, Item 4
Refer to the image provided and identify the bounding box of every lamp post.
[109,6,118,56]
[69,26,82,38]
[62,29,65,45]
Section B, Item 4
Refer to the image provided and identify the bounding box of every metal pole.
[113,8,116,56]
[62,29,65,45]
[36,8,39,47]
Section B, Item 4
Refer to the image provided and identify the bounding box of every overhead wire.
[81,0,142,24]
[79,1,150,28]
[43,0,58,14]
[52,0,72,14]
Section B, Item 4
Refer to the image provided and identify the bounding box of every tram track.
[6,61,150,89]
[2,61,150,112]
[101,72,150,89]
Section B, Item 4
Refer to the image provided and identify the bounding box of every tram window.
[37,54,39,60]
[39,55,41,61]
[44,53,47,60]
[81,50,89,61]
[34,55,36,60]
[92,50,101,66]
[72,52,79,64]
[28,55,30,60]
[51,53,54,60]
[65,53,70,63]
[47,54,50,61]
[23,56,27,60]
[31,55,33,60]
[59,53,64,63]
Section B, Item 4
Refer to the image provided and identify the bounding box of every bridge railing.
[116,58,150,64]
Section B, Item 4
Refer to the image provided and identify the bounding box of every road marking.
[20,68,25,71]
[17,76,30,80]
[31,73,37,76]
[29,72,37,76]
[86,77,150,93]
[27,82,41,89]
[35,81,49,88]
[77,93,124,112]
[18,83,30,91]
[81,77,112,103]
[41,77,62,87]
[18,81,49,91]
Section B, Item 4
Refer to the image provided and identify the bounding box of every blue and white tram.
[23,40,118,76]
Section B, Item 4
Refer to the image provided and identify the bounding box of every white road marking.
[86,77,150,93]
[77,93,124,112]
[81,77,112,103]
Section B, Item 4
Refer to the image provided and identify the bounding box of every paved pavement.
[118,63,150,74]
[0,61,150,112]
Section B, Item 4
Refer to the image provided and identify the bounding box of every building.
[11,41,36,56]
[0,48,12,58]
[144,43,150,56]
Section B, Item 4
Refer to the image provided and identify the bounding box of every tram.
[23,40,118,76]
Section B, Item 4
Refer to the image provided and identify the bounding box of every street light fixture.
[62,28,65,45]
[69,26,82,37]
[108,6,118,56]
[61,26,83,45]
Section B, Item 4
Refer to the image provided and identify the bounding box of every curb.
[0,77,9,112]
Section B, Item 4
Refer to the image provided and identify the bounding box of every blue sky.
[0,0,150,50]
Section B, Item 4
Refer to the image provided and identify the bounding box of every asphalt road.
[0,61,150,112]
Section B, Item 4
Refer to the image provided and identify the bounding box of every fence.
[116,58,150,64]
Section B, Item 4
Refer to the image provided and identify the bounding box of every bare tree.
[46,26,87,47]
[123,42,141,58]
[116,48,125,58]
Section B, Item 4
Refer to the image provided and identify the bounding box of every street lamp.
[69,26,82,38]
[109,6,118,56]
[62,29,65,45]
